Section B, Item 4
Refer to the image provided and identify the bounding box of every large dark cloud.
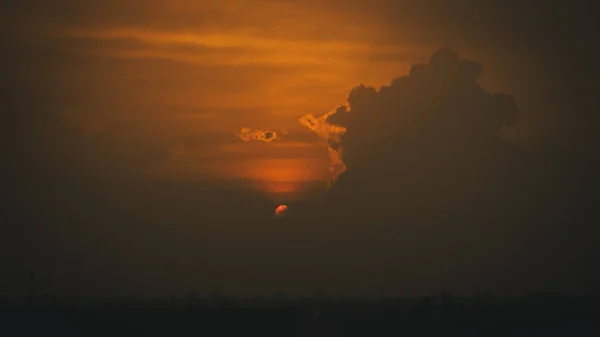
[302,49,600,294]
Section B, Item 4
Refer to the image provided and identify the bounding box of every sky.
[1,0,599,298]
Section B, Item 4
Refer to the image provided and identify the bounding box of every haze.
[1,0,598,298]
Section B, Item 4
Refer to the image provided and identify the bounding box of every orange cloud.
[50,26,372,68]
[238,127,279,142]
[57,26,367,51]
[299,107,348,188]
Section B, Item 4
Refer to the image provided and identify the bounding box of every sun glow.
[241,158,328,201]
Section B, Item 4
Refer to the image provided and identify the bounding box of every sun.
[275,205,288,218]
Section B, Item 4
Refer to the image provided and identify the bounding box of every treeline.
[2,291,598,336]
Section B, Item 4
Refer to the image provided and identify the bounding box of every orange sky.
[8,0,523,200]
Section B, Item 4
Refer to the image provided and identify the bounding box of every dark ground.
[2,292,598,336]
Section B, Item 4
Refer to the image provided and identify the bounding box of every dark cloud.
[335,49,518,171]
[300,48,600,294]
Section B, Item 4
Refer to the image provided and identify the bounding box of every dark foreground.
[2,293,598,336]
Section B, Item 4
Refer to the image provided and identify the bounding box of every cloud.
[298,108,347,188]
[292,48,600,292]
[238,127,279,142]
[321,48,520,183]
[300,48,521,190]
[305,48,537,234]
[42,26,374,69]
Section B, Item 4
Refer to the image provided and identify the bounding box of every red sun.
[275,205,288,217]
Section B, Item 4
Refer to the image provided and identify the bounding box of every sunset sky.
[2,0,599,297]
[2,0,548,192]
